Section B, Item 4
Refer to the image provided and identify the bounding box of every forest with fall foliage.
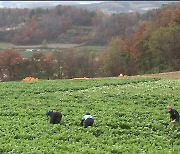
[0,2,180,81]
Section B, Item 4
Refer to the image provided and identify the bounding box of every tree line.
[0,48,102,81]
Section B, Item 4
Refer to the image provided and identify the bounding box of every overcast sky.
[11,1,104,4]
[4,1,174,4]
[75,1,104,4]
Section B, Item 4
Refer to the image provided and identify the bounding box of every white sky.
[10,1,104,4]
[2,1,174,4]
[75,1,104,4]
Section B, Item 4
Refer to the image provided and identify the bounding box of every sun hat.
[46,111,50,116]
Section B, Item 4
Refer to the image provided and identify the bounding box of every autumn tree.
[16,58,32,79]
[63,48,77,78]
[29,52,46,78]
[122,35,138,75]
[53,50,64,79]
[42,54,57,79]
[103,37,128,77]
[133,21,155,74]
[157,10,172,27]
[93,50,107,77]
[0,49,23,80]
[74,48,96,77]
[147,25,180,72]
[170,8,180,25]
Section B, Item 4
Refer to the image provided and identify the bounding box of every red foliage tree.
[29,52,45,77]
[63,48,76,78]
[29,52,57,79]
[123,34,138,60]
[135,21,149,41]
[43,54,57,79]
[170,8,180,25]
[0,49,23,80]
[157,10,172,27]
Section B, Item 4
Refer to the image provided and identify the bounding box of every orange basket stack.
[72,77,89,80]
[22,77,38,82]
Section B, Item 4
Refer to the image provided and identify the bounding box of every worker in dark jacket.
[46,111,62,124]
[80,113,94,128]
[166,106,179,122]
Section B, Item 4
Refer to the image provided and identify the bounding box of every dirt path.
[16,43,81,49]
[132,71,180,79]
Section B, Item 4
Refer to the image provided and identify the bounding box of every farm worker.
[166,106,179,123]
[80,113,94,128]
[46,110,62,124]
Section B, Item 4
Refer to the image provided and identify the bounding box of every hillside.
[0,1,174,14]
[78,1,172,14]
[0,2,180,45]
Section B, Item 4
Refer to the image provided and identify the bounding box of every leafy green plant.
[0,78,179,153]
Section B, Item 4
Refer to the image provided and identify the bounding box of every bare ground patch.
[16,43,81,49]
[0,42,81,51]
[131,71,180,79]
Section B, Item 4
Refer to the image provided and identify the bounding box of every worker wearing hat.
[46,110,62,124]
[166,106,179,123]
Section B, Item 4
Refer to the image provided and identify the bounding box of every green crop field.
[0,42,106,58]
[0,78,180,153]
[18,49,61,58]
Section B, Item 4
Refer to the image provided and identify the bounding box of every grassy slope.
[0,78,180,153]
[0,42,106,57]
[0,42,15,49]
